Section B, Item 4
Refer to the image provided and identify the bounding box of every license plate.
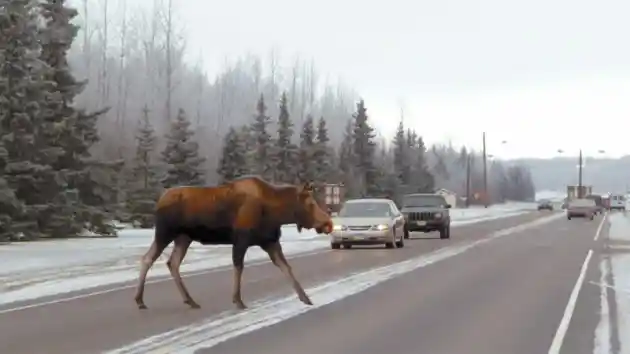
[416,221,426,226]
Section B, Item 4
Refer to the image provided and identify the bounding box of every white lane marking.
[547,249,594,354]
[106,213,563,354]
[594,212,608,241]
[593,262,612,354]
[0,212,536,314]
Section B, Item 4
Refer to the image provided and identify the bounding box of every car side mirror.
[445,204,452,209]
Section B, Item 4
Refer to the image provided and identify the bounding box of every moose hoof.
[137,303,148,310]
[185,300,201,309]
[300,295,313,306]
[233,299,248,310]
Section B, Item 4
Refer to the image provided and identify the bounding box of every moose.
[133,175,334,310]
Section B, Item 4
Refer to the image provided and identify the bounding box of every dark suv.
[401,193,451,239]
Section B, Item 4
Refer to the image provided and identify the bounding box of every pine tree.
[298,114,317,183]
[0,0,58,239]
[273,92,298,183]
[352,100,377,196]
[38,0,120,237]
[217,126,248,183]
[313,116,332,182]
[161,108,206,188]
[237,125,254,174]
[126,107,162,227]
[411,136,435,192]
[249,94,273,180]
[0,140,21,241]
[393,120,411,187]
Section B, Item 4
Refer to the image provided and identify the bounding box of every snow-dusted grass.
[0,202,535,306]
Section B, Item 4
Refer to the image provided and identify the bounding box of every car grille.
[407,212,433,221]
[348,226,371,231]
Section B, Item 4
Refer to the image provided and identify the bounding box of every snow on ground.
[0,202,535,306]
[594,211,630,354]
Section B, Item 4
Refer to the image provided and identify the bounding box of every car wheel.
[342,244,352,249]
[385,241,395,248]
[331,243,341,249]
[439,226,450,239]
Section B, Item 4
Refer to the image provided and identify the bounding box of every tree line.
[0,0,535,242]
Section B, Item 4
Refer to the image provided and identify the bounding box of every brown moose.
[133,176,333,310]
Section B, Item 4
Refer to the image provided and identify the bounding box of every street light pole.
[482,132,488,208]
[577,149,584,198]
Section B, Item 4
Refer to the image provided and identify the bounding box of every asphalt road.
[0,211,611,354]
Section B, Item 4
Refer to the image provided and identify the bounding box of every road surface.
[0,211,617,354]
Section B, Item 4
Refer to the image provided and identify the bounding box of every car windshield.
[338,202,391,217]
[402,195,447,207]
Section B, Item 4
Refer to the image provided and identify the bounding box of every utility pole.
[465,155,471,208]
[577,148,583,198]
[482,132,488,208]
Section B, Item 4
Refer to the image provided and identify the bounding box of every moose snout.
[315,219,333,234]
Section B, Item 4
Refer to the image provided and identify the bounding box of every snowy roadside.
[594,211,630,354]
[0,203,534,306]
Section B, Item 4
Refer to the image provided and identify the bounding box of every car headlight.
[371,224,389,231]
[332,224,347,231]
[434,212,442,218]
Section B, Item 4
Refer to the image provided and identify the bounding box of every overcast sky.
[133,0,630,159]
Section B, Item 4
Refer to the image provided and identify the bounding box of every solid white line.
[0,212,532,314]
[547,249,594,354]
[593,212,608,241]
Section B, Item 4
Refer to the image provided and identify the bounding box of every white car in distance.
[330,198,406,250]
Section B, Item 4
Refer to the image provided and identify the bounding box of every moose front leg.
[263,240,313,306]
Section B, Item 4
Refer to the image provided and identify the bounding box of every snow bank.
[594,212,630,353]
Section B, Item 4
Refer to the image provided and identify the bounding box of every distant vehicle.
[567,198,596,220]
[609,194,626,211]
[400,193,451,239]
[585,194,604,214]
[537,199,553,211]
[330,198,405,250]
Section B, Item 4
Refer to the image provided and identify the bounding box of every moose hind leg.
[166,234,200,309]
[263,240,313,306]
[134,238,170,309]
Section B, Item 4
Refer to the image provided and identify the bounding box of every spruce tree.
[313,116,332,182]
[393,120,411,188]
[273,92,298,183]
[249,94,273,180]
[0,0,57,239]
[352,100,377,196]
[298,114,316,183]
[126,107,161,227]
[0,140,21,241]
[161,108,206,187]
[411,136,435,192]
[217,126,247,183]
[38,0,120,237]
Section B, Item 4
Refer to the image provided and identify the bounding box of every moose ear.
[302,181,315,192]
